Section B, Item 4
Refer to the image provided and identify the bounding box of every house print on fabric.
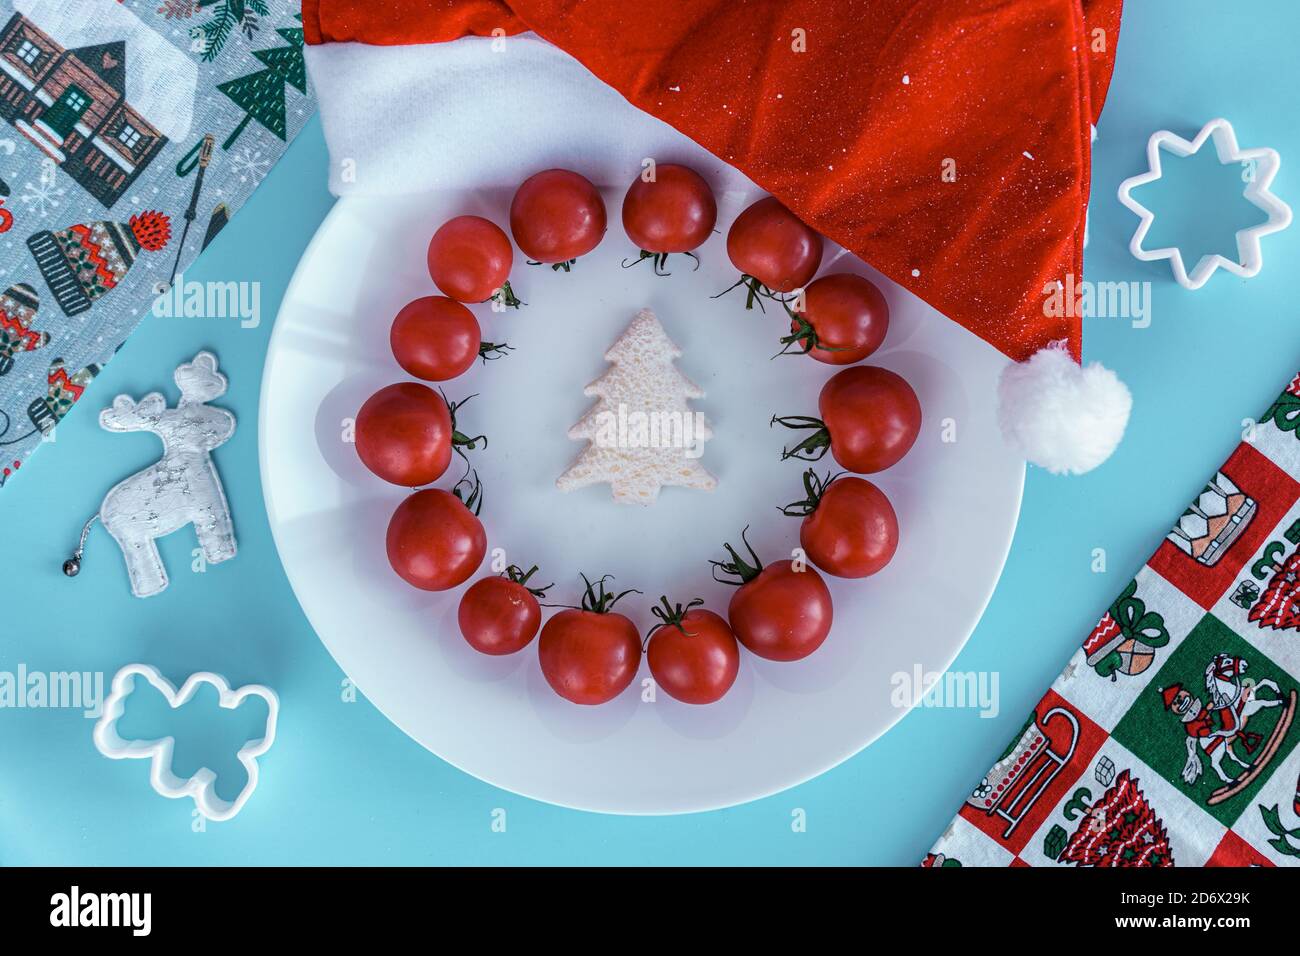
[0,0,197,208]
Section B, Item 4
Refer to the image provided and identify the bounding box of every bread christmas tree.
[558,309,716,504]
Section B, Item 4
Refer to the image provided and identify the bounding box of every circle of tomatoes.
[427,215,518,306]
[354,180,929,706]
[645,597,740,704]
[783,470,898,578]
[782,273,889,364]
[510,169,607,268]
[386,480,487,591]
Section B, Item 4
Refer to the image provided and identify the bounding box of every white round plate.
[260,185,1023,814]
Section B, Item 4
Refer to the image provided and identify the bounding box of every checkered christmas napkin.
[928,374,1300,868]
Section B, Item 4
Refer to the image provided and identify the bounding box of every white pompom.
[997,343,1132,475]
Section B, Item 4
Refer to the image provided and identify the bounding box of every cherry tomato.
[427,215,517,305]
[458,565,549,655]
[386,484,486,591]
[785,470,898,578]
[390,296,480,382]
[723,196,823,306]
[784,273,889,364]
[712,530,833,662]
[510,169,606,267]
[622,164,717,258]
[645,597,739,704]
[774,365,921,474]
[538,575,640,704]
[355,382,452,486]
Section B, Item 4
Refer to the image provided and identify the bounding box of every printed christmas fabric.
[0,0,313,488]
[928,375,1300,867]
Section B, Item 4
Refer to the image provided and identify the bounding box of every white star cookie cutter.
[1117,118,1292,289]
[93,663,279,822]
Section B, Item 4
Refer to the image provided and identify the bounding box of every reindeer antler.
[100,393,167,432]
[175,351,227,406]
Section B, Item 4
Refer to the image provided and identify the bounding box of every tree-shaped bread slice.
[558,309,716,504]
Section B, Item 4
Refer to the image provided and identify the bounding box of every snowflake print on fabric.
[19,176,67,219]
[228,146,270,183]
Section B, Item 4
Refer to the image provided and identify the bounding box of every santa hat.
[1159,684,1184,710]
[303,0,1131,475]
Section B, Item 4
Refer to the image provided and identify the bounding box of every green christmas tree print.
[217,19,306,150]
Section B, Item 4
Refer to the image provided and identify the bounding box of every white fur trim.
[997,343,1131,475]
[304,35,748,196]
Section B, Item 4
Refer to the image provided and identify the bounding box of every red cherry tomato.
[386,486,486,591]
[645,598,739,705]
[355,382,451,486]
[538,575,640,704]
[458,565,548,655]
[510,169,606,267]
[622,164,717,256]
[723,196,823,304]
[774,365,921,474]
[787,471,898,578]
[785,273,889,364]
[390,296,481,382]
[427,215,516,304]
[713,531,833,662]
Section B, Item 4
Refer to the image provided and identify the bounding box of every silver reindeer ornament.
[64,351,237,598]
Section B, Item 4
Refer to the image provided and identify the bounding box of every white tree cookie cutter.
[92,663,279,822]
[1117,117,1292,290]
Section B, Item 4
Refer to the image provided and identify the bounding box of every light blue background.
[3,1,1298,865]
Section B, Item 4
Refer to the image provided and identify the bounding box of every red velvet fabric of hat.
[303,0,1131,474]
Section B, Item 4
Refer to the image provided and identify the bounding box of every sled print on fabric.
[931,371,1300,867]
[0,0,313,489]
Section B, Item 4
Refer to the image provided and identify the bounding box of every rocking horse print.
[64,351,237,597]
[1160,653,1297,806]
